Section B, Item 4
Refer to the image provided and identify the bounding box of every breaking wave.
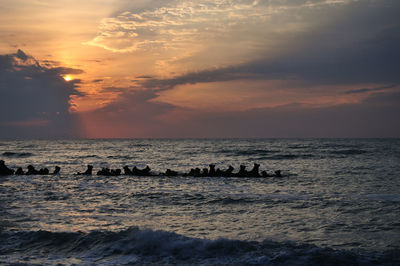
[0,227,398,265]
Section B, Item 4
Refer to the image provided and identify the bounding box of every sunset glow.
[0,0,399,138]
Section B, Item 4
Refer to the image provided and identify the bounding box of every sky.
[0,0,399,138]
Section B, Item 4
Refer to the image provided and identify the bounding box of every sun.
[63,75,72,81]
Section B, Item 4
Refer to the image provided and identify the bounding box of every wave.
[2,151,34,158]
[76,154,102,159]
[206,197,254,205]
[107,155,135,160]
[361,194,400,202]
[206,194,309,205]
[256,154,314,160]
[0,227,398,265]
[218,149,280,156]
[330,149,367,155]
[216,149,315,160]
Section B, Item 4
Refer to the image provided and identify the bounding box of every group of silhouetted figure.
[0,160,60,176]
[0,160,282,178]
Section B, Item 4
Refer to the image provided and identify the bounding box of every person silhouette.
[249,163,260,177]
[0,160,14,176]
[52,166,61,175]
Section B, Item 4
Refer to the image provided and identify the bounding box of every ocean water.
[0,139,399,265]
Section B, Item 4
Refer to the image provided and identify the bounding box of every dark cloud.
[346,84,398,94]
[0,50,82,139]
[92,79,104,83]
[15,49,28,61]
[48,67,84,75]
[142,0,400,90]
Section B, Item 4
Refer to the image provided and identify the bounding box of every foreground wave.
[0,227,398,265]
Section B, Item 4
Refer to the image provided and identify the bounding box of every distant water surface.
[0,139,399,264]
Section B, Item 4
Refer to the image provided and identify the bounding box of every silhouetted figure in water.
[52,166,61,175]
[132,166,140,175]
[249,163,260,177]
[26,165,39,175]
[39,168,49,175]
[223,165,234,177]
[97,167,111,176]
[2,161,284,178]
[186,168,195,177]
[261,170,270,177]
[194,168,201,177]
[202,168,209,176]
[132,166,151,176]
[209,164,216,176]
[274,170,282,177]
[110,169,121,176]
[142,166,151,176]
[123,166,133,175]
[236,165,248,177]
[15,167,24,175]
[184,168,196,177]
[77,165,93,175]
[165,169,178,176]
[0,160,14,176]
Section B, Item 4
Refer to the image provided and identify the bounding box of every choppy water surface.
[0,139,399,264]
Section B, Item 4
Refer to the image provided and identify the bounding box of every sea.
[0,138,399,265]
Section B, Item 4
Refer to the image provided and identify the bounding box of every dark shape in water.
[236,165,248,177]
[110,169,121,176]
[132,165,152,176]
[224,165,235,177]
[0,160,14,176]
[26,165,39,175]
[97,168,111,176]
[15,167,24,175]
[123,166,133,175]
[77,165,93,175]
[183,168,195,177]
[52,166,61,175]
[194,168,201,177]
[202,168,209,176]
[249,163,260,177]
[209,164,216,176]
[2,151,33,158]
[97,167,111,176]
[165,169,178,176]
[97,167,121,176]
[261,170,271,177]
[39,168,49,175]
[0,160,284,179]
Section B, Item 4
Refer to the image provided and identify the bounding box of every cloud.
[84,0,266,52]
[0,50,82,139]
[81,87,400,138]
[138,0,400,90]
[85,0,359,53]
[346,84,398,94]
[165,91,400,138]
[29,0,397,138]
